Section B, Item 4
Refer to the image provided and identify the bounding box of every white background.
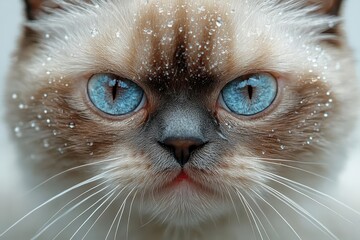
[0,1,359,198]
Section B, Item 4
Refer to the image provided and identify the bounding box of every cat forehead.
[28,0,336,83]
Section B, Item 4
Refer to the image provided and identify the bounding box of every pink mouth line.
[155,169,217,196]
[173,170,190,183]
[162,170,193,189]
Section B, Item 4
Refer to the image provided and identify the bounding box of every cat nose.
[161,137,206,167]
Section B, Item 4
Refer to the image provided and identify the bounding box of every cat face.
[8,0,356,227]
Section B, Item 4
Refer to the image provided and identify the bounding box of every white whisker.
[81,186,126,240]
[236,189,265,240]
[104,186,132,240]
[26,157,118,194]
[253,159,332,182]
[259,171,350,223]
[234,188,257,240]
[225,186,241,224]
[32,185,110,240]
[114,186,137,240]
[0,172,109,238]
[245,191,278,239]
[126,190,139,240]
[243,156,326,166]
[36,180,110,236]
[250,188,302,240]
[138,179,151,226]
[69,188,118,240]
[160,206,175,225]
[245,195,271,240]
[51,187,118,240]
[139,209,161,228]
[139,187,166,228]
[260,183,339,240]
[262,171,360,216]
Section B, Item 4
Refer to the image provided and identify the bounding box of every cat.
[1,0,360,239]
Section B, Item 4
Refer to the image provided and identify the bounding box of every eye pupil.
[111,83,117,101]
[247,85,253,100]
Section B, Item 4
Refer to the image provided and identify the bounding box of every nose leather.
[162,137,205,166]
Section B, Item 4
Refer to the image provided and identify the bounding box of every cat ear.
[24,0,59,20]
[307,0,343,15]
[306,0,344,45]
[24,0,43,20]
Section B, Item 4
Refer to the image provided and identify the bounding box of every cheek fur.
[217,76,336,161]
[7,78,148,171]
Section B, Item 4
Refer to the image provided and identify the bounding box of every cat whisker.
[160,205,176,225]
[261,171,360,216]
[245,191,279,238]
[126,189,139,240]
[139,210,158,228]
[112,200,127,240]
[235,188,266,240]
[225,186,241,224]
[104,186,134,240]
[139,200,165,229]
[75,181,118,240]
[258,170,350,223]
[0,171,110,238]
[216,130,229,141]
[253,159,333,182]
[258,181,339,240]
[38,180,110,234]
[50,187,118,240]
[250,188,302,240]
[32,185,110,239]
[233,188,257,240]
[139,182,174,228]
[138,178,153,226]
[70,187,119,240]
[27,157,120,194]
[244,193,271,240]
[243,156,326,166]
[114,186,138,240]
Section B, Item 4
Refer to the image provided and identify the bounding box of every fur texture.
[2,0,359,239]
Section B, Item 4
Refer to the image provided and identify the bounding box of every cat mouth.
[163,170,193,188]
[173,170,190,182]
[158,169,215,195]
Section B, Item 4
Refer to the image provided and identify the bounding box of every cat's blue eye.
[220,73,277,116]
[87,74,145,116]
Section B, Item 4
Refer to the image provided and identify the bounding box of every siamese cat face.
[7,0,356,230]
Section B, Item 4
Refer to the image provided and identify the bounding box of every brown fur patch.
[307,0,343,15]
[129,0,234,93]
[24,0,43,20]
[217,74,337,165]
[7,75,149,174]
